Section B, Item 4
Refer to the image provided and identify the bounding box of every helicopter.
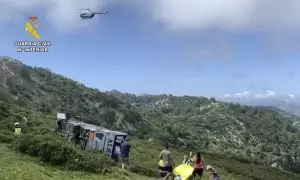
[78,8,108,19]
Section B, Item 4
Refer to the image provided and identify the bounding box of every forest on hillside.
[0,57,300,173]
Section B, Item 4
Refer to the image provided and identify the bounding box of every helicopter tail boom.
[94,10,108,14]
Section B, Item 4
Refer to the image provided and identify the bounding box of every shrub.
[14,127,115,173]
[0,130,15,143]
[0,90,12,103]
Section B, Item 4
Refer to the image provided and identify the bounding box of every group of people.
[118,139,220,180]
[158,144,220,180]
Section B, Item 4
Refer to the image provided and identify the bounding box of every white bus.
[57,113,127,161]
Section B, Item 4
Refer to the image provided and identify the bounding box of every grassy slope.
[0,144,155,180]
[1,104,300,180]
[0,142,236,180]
[130,139,300,180]
[2,140,300,180]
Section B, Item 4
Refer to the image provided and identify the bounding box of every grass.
[1,136,300,180]
[130,139,239,180]
[129,138,300,180]
[0,143,155,180]
[1,104,300,180]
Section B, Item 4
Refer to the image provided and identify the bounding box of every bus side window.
[96,133,104,140]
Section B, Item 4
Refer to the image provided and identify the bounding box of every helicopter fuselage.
[80,12,95,19]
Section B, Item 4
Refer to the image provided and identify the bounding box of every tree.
[0,90,11,102]
[20,67,31,80]
[38,102,51,114]
[102,108,116,124]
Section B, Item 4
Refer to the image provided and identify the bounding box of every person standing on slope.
[120,137,131,170]
[192,152,205,178]
[159,143,175,180]
[13,122,21,135]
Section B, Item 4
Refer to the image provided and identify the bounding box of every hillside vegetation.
[1,56,300,178]
[1,102,300,180]
[109,91,300,172]
[0,143,154,180]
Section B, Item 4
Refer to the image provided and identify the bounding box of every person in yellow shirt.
[13,122,21,135]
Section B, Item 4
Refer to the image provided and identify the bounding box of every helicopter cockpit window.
[96,133,104,140]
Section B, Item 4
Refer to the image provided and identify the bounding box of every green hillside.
[108,91,300,172]
[1,56,300,179]
[0,144,154,180]
[1,102,300,180]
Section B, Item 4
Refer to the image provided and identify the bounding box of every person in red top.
[192,152,205,177]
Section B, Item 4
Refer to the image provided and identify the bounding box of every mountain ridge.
[220,96,300,117]
[1,56,300,174]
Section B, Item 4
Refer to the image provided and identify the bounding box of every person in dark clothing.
[73,126,81,145]
[56,119,63,131]
[158,160,167,179]
[120,137,131,170]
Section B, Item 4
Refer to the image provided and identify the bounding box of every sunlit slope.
[0,103,300,180]
[0,144,155,180]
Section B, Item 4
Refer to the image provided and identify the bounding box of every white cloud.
[265,90,276,97]
[144,0,300,32]
[223,91,250,98]
[289,93,296,98]
[0,0,109,32]
[254,90,276,98]
[1,0,300,57]
[233,91,250,98]
[141,0,300,57]
[223,93,231,97]
[2,0,300,33]
[223,90,279,99]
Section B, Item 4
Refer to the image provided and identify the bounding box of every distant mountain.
[1,56,300,174]
[220,97,300,116]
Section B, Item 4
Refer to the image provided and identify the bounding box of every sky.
[0,0,300,98]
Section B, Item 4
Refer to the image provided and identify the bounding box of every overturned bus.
[56,113,127,161]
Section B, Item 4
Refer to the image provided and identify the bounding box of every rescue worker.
[159,143,175,180]
[206,165,220,180]
[13,122,21,135]
[120,137,131,170]
[192,152,205,178]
